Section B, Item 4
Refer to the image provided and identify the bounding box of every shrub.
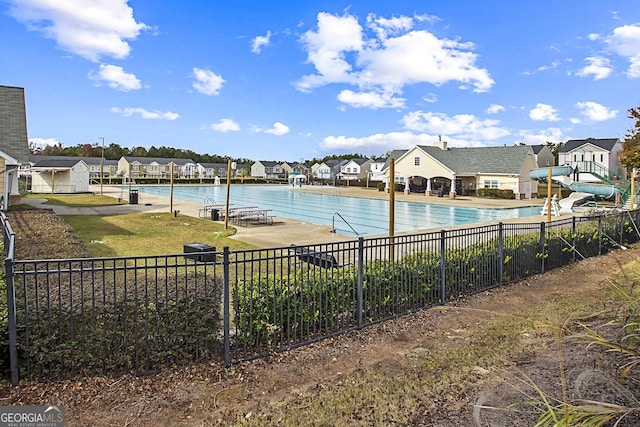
[477,188,515,199]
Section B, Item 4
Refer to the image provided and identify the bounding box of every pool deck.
[24,184,573,248]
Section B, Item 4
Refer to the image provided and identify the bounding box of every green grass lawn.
[22,194,256,256]
[63,212,255,257]
[24,193,125,207]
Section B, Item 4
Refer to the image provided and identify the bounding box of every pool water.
[135,185,541,236]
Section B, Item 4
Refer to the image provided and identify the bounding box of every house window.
[414,156,420,166]
[573,154,577,162]
[483,179,499,189]
[600,154,604,162]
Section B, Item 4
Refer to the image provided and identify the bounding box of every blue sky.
[2,1,640,161]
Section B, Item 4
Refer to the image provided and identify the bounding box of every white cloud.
[401,111,510,141]
[576,56,612,80]
[518,128,565,145]
[295,12,493,108]
[7,0,148,62]
[486,104,505,114]
[264,122,290,135]
[575,101,617,121]
[607,24,640,77]
[529,103,560,122]
[209,118,240,132]
[192,67,225,95]
[587,33,600,41]
[423,93,438,103]
[320,131,483,153]
[366,13,414,40]
[251,30,272,54]
[110,107,179,120]
[337,89,405,109]
[89,64,142,91]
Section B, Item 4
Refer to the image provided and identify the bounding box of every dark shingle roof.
[30,157,86,168]
[416,145,533,175]
[0,85,30,163]
[29,155,117,166]
[123,156,195,165]
[559,138,620,153]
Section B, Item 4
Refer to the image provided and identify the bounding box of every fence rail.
[2,209,640,385]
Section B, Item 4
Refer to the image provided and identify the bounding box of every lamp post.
[98,137,105,195]
[224,160,237,230]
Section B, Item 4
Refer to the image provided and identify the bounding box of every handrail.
[203,196,217,205]
[331,212,360,236]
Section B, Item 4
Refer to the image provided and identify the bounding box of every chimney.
[433,136,447,150]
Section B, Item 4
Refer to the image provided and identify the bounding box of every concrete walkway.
[20,185,571,248]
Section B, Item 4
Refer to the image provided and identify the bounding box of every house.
[250,161,284,179]
[557,138,625,182]
[383,141,539,199]
[531,144,556,167]
[311,162,331,179]
[117,157,195,179]
[281,161,310,178]
[198,162,228,179]
[29,157,90,193]
[28,155,118,179]
[339,158,373,181]
[0,85,30,209]
[369,158,387,181]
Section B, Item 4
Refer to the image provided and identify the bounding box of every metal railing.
[2,209,640,384]
[331,212,360,236]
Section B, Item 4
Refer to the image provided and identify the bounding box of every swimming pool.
[135,185,540,236]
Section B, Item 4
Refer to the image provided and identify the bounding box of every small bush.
[477,188,515,199]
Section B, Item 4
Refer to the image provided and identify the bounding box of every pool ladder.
[331,212,360,236]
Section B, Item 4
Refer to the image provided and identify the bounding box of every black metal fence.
[3,209,640,385]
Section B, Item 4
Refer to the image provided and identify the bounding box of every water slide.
[529,166,620,213]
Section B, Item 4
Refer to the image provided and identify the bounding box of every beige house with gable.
[384,141,540,199]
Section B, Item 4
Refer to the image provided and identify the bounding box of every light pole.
[224,160,237,230]
[98,137,105,195]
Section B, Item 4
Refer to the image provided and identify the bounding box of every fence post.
[598,216,603,256]
[223,246,230,367]
[571,217,576,263]
[540,222,546,275]
[498,223,504,286]
[5,257,18,386]
[619,211,624,245]
[356,237,364,329]
[440,230,446,303]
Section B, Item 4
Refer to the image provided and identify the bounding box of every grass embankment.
[23,194,256,257]
[24,193,124,207]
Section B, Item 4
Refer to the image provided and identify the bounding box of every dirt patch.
[2,209,639,426]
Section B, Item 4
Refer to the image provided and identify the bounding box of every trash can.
[211,208,220,221]
[437,188,443,198]
[129,189,139,204]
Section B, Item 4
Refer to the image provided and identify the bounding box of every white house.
[369,159,387,181]
[30,157,90,193]
[557,138,625,182]
[311,162,331,179]
[339,158,373,181]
